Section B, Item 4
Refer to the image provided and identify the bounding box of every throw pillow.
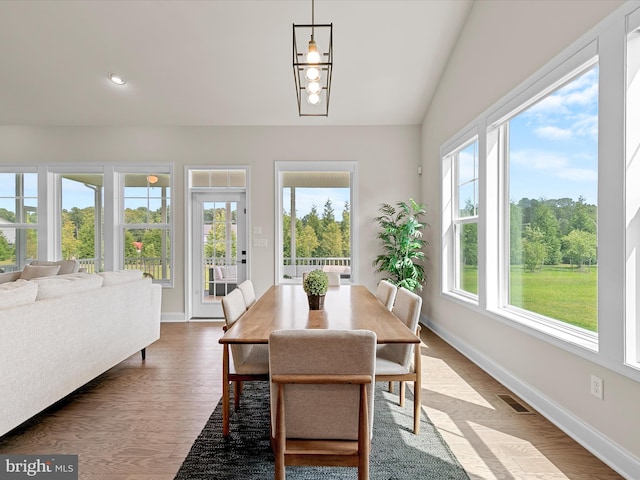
[20,264,61,280]
[0,271,21,284]
[30,259,79,275]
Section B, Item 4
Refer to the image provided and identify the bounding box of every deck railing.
[282,257,351,279]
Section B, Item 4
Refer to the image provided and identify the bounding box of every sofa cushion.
[97,269,144,286]
[223,265,237,280]
[20,264,61,280]
[30,259,79,275]
[213,266,224,281]
[0,271,21,284]
[0,279,38,309]
[31,272,104,300]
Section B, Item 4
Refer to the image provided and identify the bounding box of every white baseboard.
[161,312,187,322]
[422,316,640,480]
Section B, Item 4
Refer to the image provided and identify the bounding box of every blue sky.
[457,66,599,208]
[282,187,350,218]
[61,178,96,210]
[509,66,599,205]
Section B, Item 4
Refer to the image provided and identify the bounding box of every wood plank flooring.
[0,323,624,479]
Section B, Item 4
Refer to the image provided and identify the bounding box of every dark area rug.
[174,382,470,479]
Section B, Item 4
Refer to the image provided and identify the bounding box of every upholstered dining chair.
[326,271,341,286]
[269,329,377,480]
[374,286,422,434]
[375,280,397,311]
[221,289,269,410]
[237,279,256,309]
[302,271,341,286]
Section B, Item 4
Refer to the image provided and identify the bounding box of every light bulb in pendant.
[306,80,321,95]
[307,93,321,105]
[306,39,321,64]
[305,66,320,82]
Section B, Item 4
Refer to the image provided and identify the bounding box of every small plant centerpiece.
[303,269,329,310]
[373,199,428,293]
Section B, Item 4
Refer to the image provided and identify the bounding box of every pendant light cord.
[311,0,315,40]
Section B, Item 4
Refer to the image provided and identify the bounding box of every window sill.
[488,306,599,353]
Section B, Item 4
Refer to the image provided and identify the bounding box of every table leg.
[222,344,230,437]
[413,339,421,435]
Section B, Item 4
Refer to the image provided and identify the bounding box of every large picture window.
[276,162,356,284]
[503,64,599,333]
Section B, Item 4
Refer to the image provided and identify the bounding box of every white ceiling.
[0,0,472,127]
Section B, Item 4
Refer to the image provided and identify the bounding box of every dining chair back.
[326,271,341,286]
[237,279,256,309]
[302,271,341,286]
[221,288,269,411]
[269,329,377,480]
[375,280,397,311]
[375,286,422,434]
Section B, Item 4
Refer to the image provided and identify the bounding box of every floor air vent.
[497,394,533,414]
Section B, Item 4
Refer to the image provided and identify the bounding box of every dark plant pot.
[307,294,325,310]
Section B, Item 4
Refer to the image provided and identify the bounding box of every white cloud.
[523,67,598,119]
[534,125,573,140]
[571,113,598,138]
[457,149,477,182]
[510,150,597,182]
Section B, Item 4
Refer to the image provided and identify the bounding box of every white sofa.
[0,268,162,437]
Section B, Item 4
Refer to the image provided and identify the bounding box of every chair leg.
[222,345,230,437]
[275,384,286,480]
[413,340,422,435]
[234,381,243,409]
[388,381,393,393]
[399,381,406,407]
[358,384,370,480]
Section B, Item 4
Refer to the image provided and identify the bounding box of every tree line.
[462,196,597,272]
[283,199,350,258]
[0,208,37,263]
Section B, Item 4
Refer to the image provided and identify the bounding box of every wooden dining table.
[218,284,422,436]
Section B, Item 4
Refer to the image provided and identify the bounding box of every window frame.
[115,164,174,287]
[442,40,604,355]
[0,166,40,271]
[274,161,358,285]
[625,9,640,371]
[47,164,106,273]
[491,58,600,350]
[442,131,480,302]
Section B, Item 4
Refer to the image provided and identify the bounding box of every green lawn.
[462,264,597,332]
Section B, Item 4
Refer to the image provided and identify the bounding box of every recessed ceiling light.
[108,73,126,85]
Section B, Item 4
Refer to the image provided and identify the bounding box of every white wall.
[421,0,640,477]
[0,125,421,317]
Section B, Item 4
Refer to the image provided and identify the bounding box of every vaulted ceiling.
[0,0,472,126]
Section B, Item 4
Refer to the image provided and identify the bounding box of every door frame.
[185,166,250,321]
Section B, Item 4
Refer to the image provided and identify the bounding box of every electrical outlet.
[590,374,604,400]
[253,238,267,248]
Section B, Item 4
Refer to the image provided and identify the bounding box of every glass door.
[191,192,246,318]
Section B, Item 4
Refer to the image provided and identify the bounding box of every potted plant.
[303,269,329,310]
[372,199,428,293]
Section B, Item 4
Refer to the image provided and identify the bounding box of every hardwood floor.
[0,323,623,479]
